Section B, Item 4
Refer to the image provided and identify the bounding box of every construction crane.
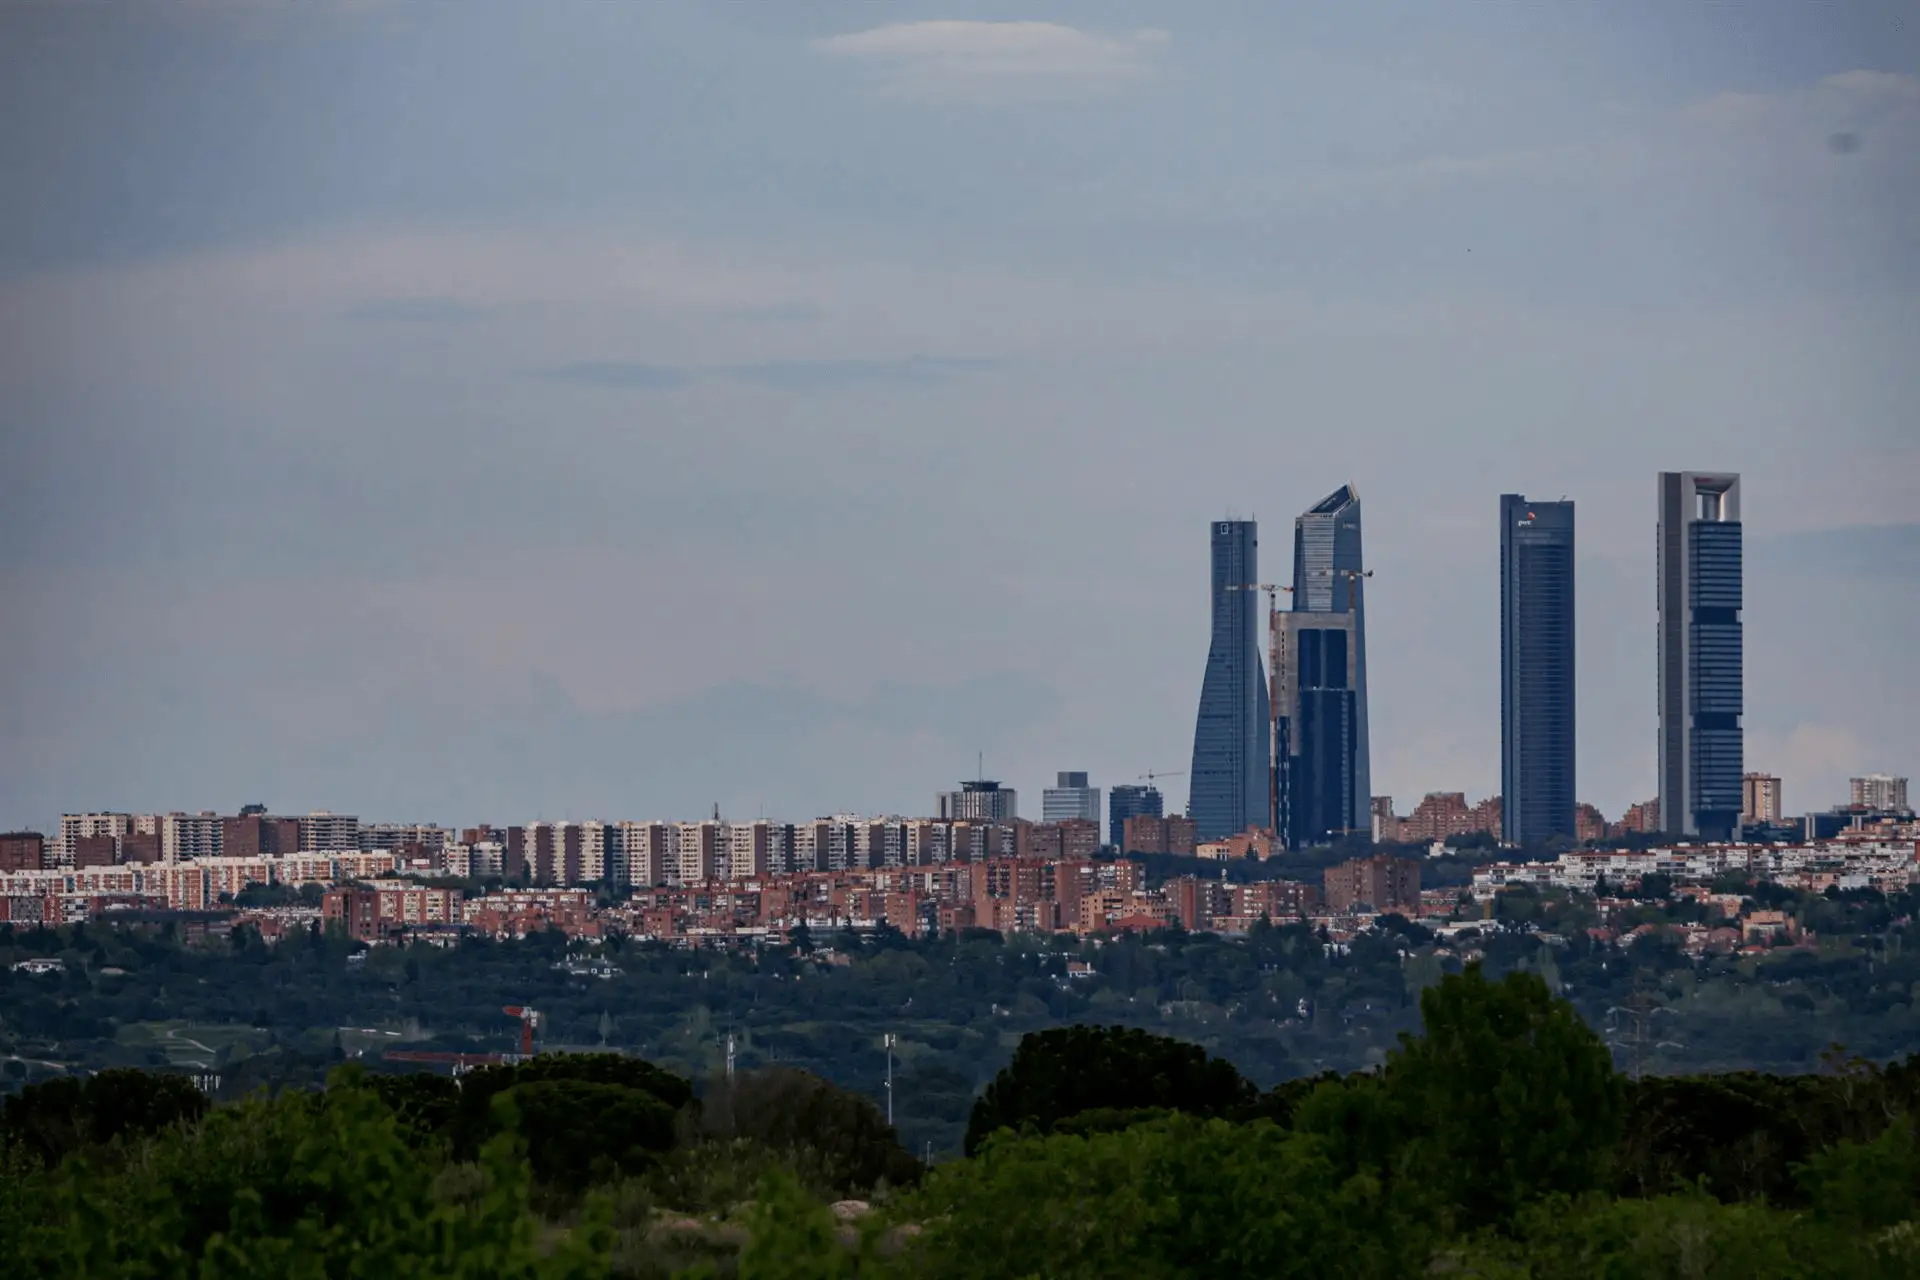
[1138,769,1186,784]
[381,1005,539,1074]
[503,1005,540,1058]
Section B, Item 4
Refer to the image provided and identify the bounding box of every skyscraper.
[1657,471,1743,840]
[1188,520,1271,842]
[1041,771,1103,841]
[1500,495,1576,846]
[1108,784,1163,850]
[1274,485,1371,847]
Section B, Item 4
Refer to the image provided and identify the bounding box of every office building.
[1275,485,1371,847]
[1657,472,1743,840]
[1741,774,1784,826]
[1041,772,1102,842]
[1108,784,1163,850]
[1189,519,1271,842]
[1500,495,1576,845]
[1851,775,1911,813]
[939,779,1018,822]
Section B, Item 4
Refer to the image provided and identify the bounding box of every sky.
[2,1,1916,832]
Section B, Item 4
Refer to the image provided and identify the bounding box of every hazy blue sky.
[3,2,1915,831]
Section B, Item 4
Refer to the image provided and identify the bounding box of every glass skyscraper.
[1274,484,1371,848]
[1188,520,1271,842]
[1657,472,1743,840]
[1500,494,1576,846]
[1108,783,1164,852]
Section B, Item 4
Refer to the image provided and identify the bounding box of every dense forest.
[6,966,1920,1276]
[5,881,1919,1156]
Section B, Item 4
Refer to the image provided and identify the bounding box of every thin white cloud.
[812,20,1168,103]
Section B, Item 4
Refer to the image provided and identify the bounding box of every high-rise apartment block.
[1189,519,1271,842]
[1500,495,1576,845]
[1122,814,1198,856]
[221,814,300,859]
[1851,775,1911,813]
[0,831,46,873]
[1041,772,1102,842]
[1657,472,1743,840]
[298,811,362,853]
[1742,774,1784,826]
[160,812,223,861]
[939,779,1018,822]
[1275,485,1372,848]
[1324,853,1420,913]
[55,813,132,867]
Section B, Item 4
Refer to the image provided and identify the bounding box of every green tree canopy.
[1362,963,1624,1231]
[1,1067,209,1168]
[963,1024,1256,1156]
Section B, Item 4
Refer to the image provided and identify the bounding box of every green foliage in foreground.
[8,965,1920,1277]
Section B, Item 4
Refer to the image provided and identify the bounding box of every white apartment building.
[612,822,673,887]
[54,813,133,867]
[1852,775,1911,812]
[160,812,223,861]
[674,821,721,885]
[299,812,361,852]
[727,821,773,880]
[358,824,452,855]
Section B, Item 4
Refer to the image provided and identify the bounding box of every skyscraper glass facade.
[1041,771,1103,840]
[1658,472,1743,840]
[1275,485,1371,848]
[1108,784,1164,850]
[1188,520,1271,842]
[1500,495,1576,846]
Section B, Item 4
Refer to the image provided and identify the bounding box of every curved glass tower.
[1275,484,1371,847]
[1188,520,1271,842]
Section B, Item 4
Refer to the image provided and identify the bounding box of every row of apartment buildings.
[1470,839,1920,900]
[339,853,1416,945]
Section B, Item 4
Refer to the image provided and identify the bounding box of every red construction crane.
[503,1005,540,1058]
[382,1005,539,1073]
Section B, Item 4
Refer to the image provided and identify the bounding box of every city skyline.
[2,5,1914,832]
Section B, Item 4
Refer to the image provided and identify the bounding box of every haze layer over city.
[3,3,1916,834]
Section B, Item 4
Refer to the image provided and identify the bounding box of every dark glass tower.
[1500,495,1576,846]
[1275,484,1371,847]
[1658,472,1743,840]
[1188,520,1271,842]
[1108,784,1164,852]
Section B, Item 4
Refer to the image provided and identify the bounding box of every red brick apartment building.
[1324,854,1421,913]
[323,883,464,943]
[1123,814,1198,856]
[0,831,45,873]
